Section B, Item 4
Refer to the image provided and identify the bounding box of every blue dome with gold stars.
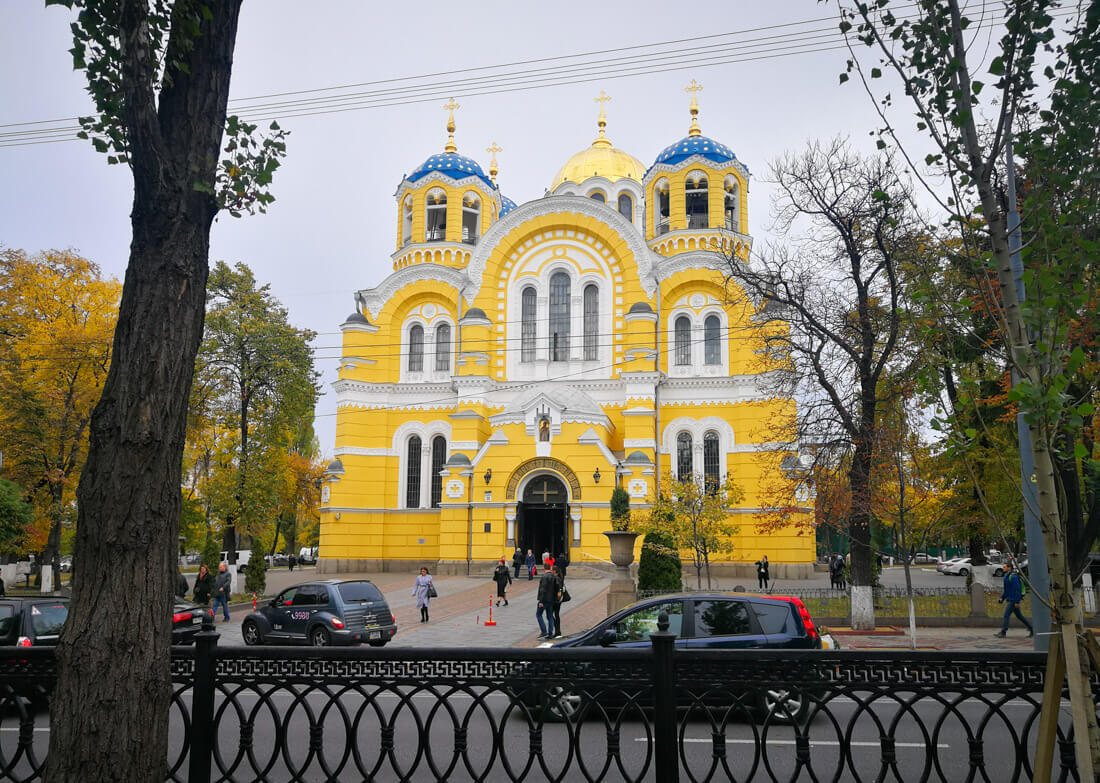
[650,135,738,171]
[500,195,517,216]
[408,152,495,190]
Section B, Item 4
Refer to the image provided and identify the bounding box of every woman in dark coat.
[493,557,512,606]
[192,564,214,605]
[551,564,565,638]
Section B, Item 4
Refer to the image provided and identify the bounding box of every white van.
[298,547,318,565]
[219,549,253,572]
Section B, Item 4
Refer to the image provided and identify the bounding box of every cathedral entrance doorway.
[517,475,568,561]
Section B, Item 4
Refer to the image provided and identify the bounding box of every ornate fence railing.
[1,625,1096,782]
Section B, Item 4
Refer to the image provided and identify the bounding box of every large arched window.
[617,192,633,221]
[406,436,422,508]
[588,190,606,203]
[583,284,599,361]
[677,432,693,480]
[521,286,537,362]
[435,323,451,372]
[461,193,480,245]
[724,176,739,231]
[703,431,720,493]
[674,316,692,366]
[549,272,571,361]
[408,324,424,372]
[686,172,709,229]
[430,435,446,508]
[654,179,670,235]
[426,190,447,241]
[704,315,721,365]
[402,196,413,246]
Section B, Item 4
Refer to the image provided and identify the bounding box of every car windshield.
[338,582,384,603]
[30,603,68,636]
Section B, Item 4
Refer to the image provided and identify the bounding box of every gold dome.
[552,92,644,188]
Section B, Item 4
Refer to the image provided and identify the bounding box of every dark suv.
[241,579,397,647]
[0,597,70,647]
[548,593,822,650]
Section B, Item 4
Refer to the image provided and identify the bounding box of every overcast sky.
[2,1,942,455]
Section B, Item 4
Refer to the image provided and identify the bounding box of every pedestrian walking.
[288,553,296,572]
[193,564,214,606]
[176,566,188,598]
[755,555,770,591]
[835,555,847,590]
[413,567,435,623]
[493,557,512,606]
[551,564,566,638]
[557,551,569,578]
[995,562,1034,638]
[828,556,839,590]
[536,563,557,638]
[525,549,536,580]
[541,550,550,567]
[212,562,232,623]
[512,548,523,579]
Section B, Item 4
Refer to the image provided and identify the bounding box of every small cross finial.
[595,90,611,108]
[486,141,502,183]
[443,97,460,153]
[684,80,703,137]
[592,90,612,146]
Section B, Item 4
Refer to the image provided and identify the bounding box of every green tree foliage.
[0,478,33,555]
[637,526,683,593]
[609,486,631,531]
[200,536,221,575]
[193,261,319,555]
[243,550,266,595]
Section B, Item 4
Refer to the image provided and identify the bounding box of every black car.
[241,579,397,647]
[526,593,823,723]
[0,597,70,647]
[172,600,214,645]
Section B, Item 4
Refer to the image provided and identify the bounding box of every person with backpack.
[996,562,1034,638]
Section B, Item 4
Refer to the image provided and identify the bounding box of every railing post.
[651,611,679,782]
[188,617,219,783]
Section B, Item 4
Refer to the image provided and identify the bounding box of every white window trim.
[665,306,729,378]
[661,417,736,483]
[402,314,456,383]
[394,421,452,509]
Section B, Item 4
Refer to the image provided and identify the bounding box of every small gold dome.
[552,140,645,189]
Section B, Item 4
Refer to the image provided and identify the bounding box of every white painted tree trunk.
[850,585,874,631]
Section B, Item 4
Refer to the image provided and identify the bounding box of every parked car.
[936,557,963,574]
[530,593,827,722]
[298,547,318,565]
[220,549,265,573]
[172,600,214,645]
[0,597,70,647]
[59,557,73,574]
[241,579,396,647]
[911,552,939,565]
[942,557,973,576]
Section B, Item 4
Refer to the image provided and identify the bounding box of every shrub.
[243,551,267,595]
[638,528,682,593]
[610,487,631,531]
[201,536,221,574]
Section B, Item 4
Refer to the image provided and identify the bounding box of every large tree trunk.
[46,4,243,781]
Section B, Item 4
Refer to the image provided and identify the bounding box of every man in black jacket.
[212,563,232,623]
[536,563,557,638]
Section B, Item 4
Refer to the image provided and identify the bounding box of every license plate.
[370,632,381,640]
[192,616,202,624]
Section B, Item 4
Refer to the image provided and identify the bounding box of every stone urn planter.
[603,530,640,570]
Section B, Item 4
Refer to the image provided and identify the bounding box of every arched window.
[654,179,670,235]
[724,176,739,231]
[406,436,422,508]
[686,172,708,229]
[426,190,447,242]
[435,323,451,372]
[704,315,721,365]
[677,432,693,480]
[588,190,606,203]
[408,324,424,372]
[674,316,691,366]
[430,435,446,508]
[549,272,571,361]
[703,431,720,493]
[461,193,480,245]
[583,284,599,361]
[521,287,537,362]
[402,196,413,246]
[617,192,633,221]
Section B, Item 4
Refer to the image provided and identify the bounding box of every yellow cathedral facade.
[318,87,814,578]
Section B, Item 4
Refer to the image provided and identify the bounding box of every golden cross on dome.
[684,80,703,137]
[486,141,502,183]
[593,90,612,146]
[443,97,460,153]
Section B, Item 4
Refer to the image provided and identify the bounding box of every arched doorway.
[517,474,568,561]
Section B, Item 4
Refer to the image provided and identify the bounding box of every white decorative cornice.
[340,321,379,333]
[395,172,500,200]
[642,155,751,186]
[624,311,657,323]
[465,196,658,300]
[334,446,392,457]
[653,250,734,281]
[458,314,491,327]
[357,265,468,320]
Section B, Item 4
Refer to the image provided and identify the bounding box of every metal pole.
[650,612,679,782]
[1005,128,1050,651]
[187,618,220,783]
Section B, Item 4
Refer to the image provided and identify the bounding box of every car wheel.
[368,640,388,647]
[760,687,809,724]
[959,568,969,577]
[994,568,1004,577]
[541,685,584,722]
[242,620,262,646]
[310,626,331,647]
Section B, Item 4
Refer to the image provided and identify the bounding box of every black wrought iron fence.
[1,627,1096,782]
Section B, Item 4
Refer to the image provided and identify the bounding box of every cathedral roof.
[500,195,517,216]
[552,96,644,188]
[650,135,738,171]
[408,152,495,190]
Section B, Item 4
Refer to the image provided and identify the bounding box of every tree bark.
[46,3,243,781]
